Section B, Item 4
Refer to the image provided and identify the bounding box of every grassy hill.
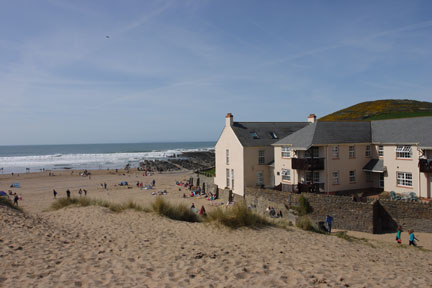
[320,99,432,121]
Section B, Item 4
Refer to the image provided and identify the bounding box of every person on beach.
[83,189,87,196]
[409,230,419,246]
[13,194,19,206]
[326,215,333,233]
[396,226,402,244]
[66,189,71,198]
[53,189,57,199]
[199,205,206,216]
[152,179,156,187]
[78,189,82,197]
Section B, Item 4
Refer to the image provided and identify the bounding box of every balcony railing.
[291,158,324,170]
[419,159,432,173]
[281,183,325,193]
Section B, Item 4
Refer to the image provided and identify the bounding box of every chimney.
[308,114,316,123]
[226,113,233,127]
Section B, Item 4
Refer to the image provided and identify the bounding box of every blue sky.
[1,0,431,145]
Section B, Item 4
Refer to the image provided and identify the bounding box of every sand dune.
[1,170,431,287]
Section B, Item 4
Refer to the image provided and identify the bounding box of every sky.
[1,0,432,145]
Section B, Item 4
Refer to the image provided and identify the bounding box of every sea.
[0,142,215,174]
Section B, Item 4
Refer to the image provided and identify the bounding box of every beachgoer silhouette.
[326,215,333,233]
[13,194,19,206]
[53,189,57,199]
[66,189,71,198]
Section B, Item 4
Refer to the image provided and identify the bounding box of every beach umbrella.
[0,191,7,196]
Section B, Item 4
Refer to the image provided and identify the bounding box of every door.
[257,171,264,187]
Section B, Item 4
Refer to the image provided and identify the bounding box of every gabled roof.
[231,122,309,147]
[371,117,432,148]
[274,121,371,149]
[274,116,432,149]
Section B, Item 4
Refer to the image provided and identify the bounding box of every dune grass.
[0,196,23,212]
[151,197,199,222]
[50,197,149,213]
[295,216,322,233]
[206,202,272,229]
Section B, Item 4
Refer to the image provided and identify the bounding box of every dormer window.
[250,132,259,139]
[269,132,278,139]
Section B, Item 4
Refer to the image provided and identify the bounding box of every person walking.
[53,189,58,199]
[395,226,402,244]
[13,194,19,206]
[66,189,71,198]
[326,215,333,233]
[409,230,419,246]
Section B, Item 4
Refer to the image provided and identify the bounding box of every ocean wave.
[0,147,214,173]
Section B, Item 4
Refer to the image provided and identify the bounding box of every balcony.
[419,159,432,173]
[292,158,324,170]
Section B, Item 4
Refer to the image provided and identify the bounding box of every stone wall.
[377,200,432,233]
[243,187,432,233]
[244,187,375,233]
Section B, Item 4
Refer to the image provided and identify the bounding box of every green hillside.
[320,99,432,121]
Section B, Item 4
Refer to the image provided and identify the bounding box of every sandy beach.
[1,169,432,287]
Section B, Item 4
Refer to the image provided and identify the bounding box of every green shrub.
[296,216,321,233]
[50,197,148,213]
[206,202,272,229]
[0,196,23,212]
[151,197,199,222]
[298,195,312,215]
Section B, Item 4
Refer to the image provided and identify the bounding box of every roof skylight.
[250,132,259,139]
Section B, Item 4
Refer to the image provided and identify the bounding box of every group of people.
[190,203,206,216]
[61,188,87,199]
[396,226,420,246]
[266,206,283,218]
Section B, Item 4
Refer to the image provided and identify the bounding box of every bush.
[206,202,272,229]
[50,197,148,213]
[298,195,312,215]
[151,197,199,222]
[0,196,23,212]
[296,216,321,233]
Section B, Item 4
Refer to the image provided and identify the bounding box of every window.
[349,146,356,158]
[257,171,264,186]
[226,149,229,165]
[349,170,356,183]
[258,150,265,165]
[305,147,319,158]
[281,169,291,182]
[378,145,384,157]
[332,171,339,185]
[396,145,412,159]
[306,171,320,183]
[332,146,339,158]
[281,146,291,158]
[226,168,230,188]
[365,145,371,157]
[270,132,278,139]
[231,169,234,189]
[397,172,412,187]
[250,132,259,139]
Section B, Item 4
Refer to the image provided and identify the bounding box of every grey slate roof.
[371,117,432,148]
[274,116,432,149]
[273,121,371,149]
[232,122,309,147]
[363,159,385,173]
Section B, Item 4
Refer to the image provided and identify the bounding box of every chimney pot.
[226,113,233,127]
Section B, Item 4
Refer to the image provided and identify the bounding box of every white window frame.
[378,145,384,157]
[281,169,291,182]
[281,146,291,158]
[258,150,265,165]
[332,145,339,158]
[396,145,412,159]
[397,172,412,187]
[349,145,356,158]
[349,170,356,183]
[226,149,229,165]
[306,171,320,184]
[332,171,339,185]
[231,169,234,189]
[365,145,371,157]
[226,168,230,188]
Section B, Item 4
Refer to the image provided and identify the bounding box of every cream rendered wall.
[382,145,421,197]
[325,144,373,192]
[214,126,244,196]
[274,146,294,185]
[243,146,274,189]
